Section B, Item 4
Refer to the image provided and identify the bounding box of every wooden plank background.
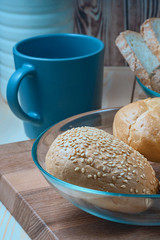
[73,0,160,66]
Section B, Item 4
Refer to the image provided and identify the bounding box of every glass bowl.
[136,77,160,98]
[32,108,160,226]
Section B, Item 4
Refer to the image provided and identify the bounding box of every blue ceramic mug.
[7,34,104,138]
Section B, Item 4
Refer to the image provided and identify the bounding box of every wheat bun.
[45,126,159,195]
[113,98,160,163]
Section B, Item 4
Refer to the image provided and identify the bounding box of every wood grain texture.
[0,202,31,240]
[74,0,160,66]
[0,142,56,240]
[126,0,160,31]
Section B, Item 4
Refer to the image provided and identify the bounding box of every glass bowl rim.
[32,108,160,199]
[136,77,160,97]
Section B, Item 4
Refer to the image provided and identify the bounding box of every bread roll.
[113,98,160,163]
[45,126,159,213]
[46,126,158,193]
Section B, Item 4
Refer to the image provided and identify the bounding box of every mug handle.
[7,64,42,125]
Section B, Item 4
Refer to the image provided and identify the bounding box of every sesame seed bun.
[45,127,159,213]
[113,98,160,163]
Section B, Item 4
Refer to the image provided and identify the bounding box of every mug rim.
[13,33,104,61]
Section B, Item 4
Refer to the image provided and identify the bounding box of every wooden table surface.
[1,67,155,240]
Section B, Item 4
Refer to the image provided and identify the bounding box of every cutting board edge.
[0,173,57,240]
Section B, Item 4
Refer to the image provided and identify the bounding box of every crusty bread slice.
[141,18,160,61]
[115,30,160,86]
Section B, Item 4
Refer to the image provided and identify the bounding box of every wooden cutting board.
[0,140,160,240]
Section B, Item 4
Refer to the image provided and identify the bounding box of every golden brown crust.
[140,18,160,61]
[113,98,160,163]
[45,126,159,195]
[115,31,151,85]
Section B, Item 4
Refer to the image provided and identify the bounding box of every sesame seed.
[72,160,78,163]
[102,166,106,171]
[70,143,75,147]
[129,188,134,193]
[127,160,132,164]
[102,173,107,177]
[135,189,138,193]
[74,167,80,172]
[112,176,116,182]
[103,161,108,165]
[140,175,145,179]
[81,158,84,163]
[142,189,146,193]
[87,158,93,164]
[117,165,122,169]
[110,183,115,187]
[97,172,101,177]
[123,179,128,183]
[94,152,99,156]
[84,143,89,147]
[93,174,97,179]
[121,185,126,189]
[126,176,132,180]
[117,176,122,179]
[88,174,92,178]
[81,168,85,173]
[120,173,124,176]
